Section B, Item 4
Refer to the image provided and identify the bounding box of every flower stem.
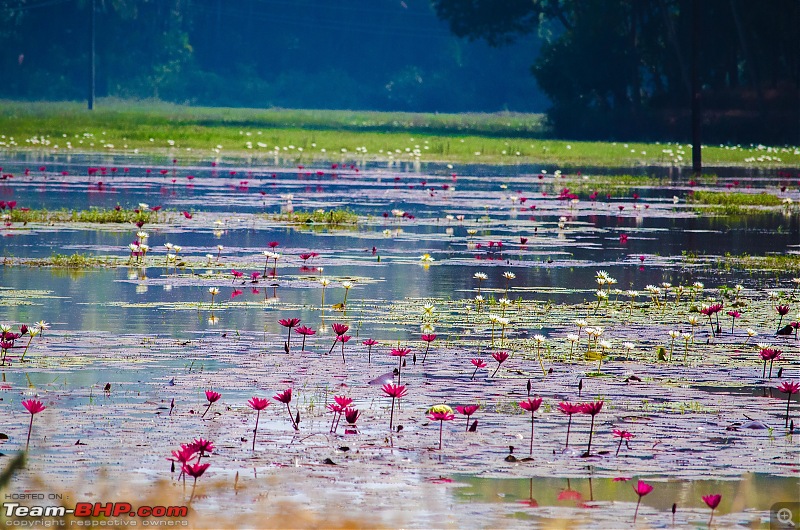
[565,416,572,448]
[341,341,346,364]
[25,415,33,451]
[529,413,534,456]
[786,394,793,428]
[252,410,260,451]
[615,437,623,457]
[633,497,642,523]
[438,420,443,450]
[471,366,478,380]
[422,343,430,364]
[20,335,34,362]
[287,402,298,430]
[586,415,595,455]
[389,397,395,430]
[201,402,212,418]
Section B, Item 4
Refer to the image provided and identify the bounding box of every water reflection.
[450,473,800,515]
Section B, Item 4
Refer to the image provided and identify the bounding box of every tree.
[433,0,800,145]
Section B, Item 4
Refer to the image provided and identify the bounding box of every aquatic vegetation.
[296,326,316,352]
[420,333,436,364]
[427,404,455,450]
[490,351,508,377]
[362,338,377,363]
[612,429,633,457]
[2,140,800,526]
[278,317,300,354]
[691,190,783,207]
[702,494,722,526]
[273,388,298,431]
[247,397,270,451]
[519,397,542,457]
[271,209,359,227]
[382,383,407,431]
[21,399,45,451]
[469,358,487,380]
[327,323,349,356]
[632,480,654,523]
[9,207,154,224]
[581,401,603,456]
[455,404,479,432]
[201,390,221,419]
[777,381,799,427]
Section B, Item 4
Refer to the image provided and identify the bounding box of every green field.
[1,99,798,168]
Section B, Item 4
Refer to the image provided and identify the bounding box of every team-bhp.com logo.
[4,502,189,526]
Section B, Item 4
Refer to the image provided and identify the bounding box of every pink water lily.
[519,397,542,456]
[702,494,722,526]
[632,480,653,523]
[21,399,46,450]
[201,390,221,418]
[247,397,270,451]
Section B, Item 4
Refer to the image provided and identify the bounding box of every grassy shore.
[1,99,798,167]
